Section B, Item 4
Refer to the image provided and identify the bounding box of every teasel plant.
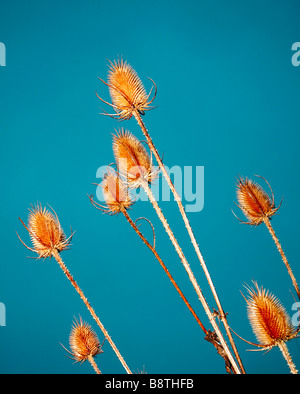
[61,316,104,374]
[240,282,300,374]
[17,204,132,374]
[233,176,300,301]
[96,58,245,374]
[89,167,235,373]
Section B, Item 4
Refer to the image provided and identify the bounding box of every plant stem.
[122,208,207,334]
[278,342,298,374]
[264,217,300,300]
[133,109,245,374]
[88,355,102,374]
[51,249,132,374]
[140,180,241,374]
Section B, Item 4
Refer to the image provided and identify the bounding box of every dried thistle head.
[17,204,73,259]
[112,128,156,187]
[244,282,297,349]
[97,58,156,120]
[89,168,134,215]
[68,317,103,363]
[234,176,281,226]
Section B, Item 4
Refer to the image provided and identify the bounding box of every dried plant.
[89,169,235,372]
[234,176,300,300]
[63,317,104,374]
[242,282,299,374]
[97,58,245,374]
[18,204,132,374]
[97,58,156,120]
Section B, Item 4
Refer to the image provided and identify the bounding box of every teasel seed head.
[17,204,73,259]
[112,128,157,187]
[234,176,281,226]
[68,317,104,363]
[244,282,297,349]
[96,58,157,120]
[89,168,134,215]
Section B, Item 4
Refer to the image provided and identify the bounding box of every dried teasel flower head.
[112,128,157,187]
[244,282,298,349]
[17,204,73,259]
[97,58,157,120]
[234,176,281,226]
[89,168,134,215]
[67,317,104,363]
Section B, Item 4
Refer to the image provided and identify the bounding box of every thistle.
[234,176,300,300]
[234,176,280,226]
[112,128,156,187]
[17,204,73,258]
[18,204,132,374]
[64,317,104,374]
[97,58,156,120]
[242,282,299,374]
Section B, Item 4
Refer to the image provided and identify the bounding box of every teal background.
[1,0,300,374]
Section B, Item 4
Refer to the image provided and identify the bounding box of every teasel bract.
[64,317,104,374]
[18,204,132,374]
[234,176,300,300]
[243,282,299,374]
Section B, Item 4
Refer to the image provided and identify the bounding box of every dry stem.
[88,355,102,374]
[278,342,298,374]
[264,217,300,300]
[133,109,245,374]
[140,180,241,374]
[122,208,207,334]
[51,249,132,374]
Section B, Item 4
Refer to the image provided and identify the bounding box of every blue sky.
[0,0,300,374]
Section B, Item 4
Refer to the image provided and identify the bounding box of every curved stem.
[264,217,300,300]
[51,249,132,374]
[122,208,207,334]
[133,110,245,374]
[140,180,241,374]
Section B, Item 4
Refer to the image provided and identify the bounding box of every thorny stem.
[121,208,207,334]
[140,180,241,374]
[264,217,300,301]
[88,355,102,374]
[278,342,298,374]
[133,110,245,374]
[51,249,132,374]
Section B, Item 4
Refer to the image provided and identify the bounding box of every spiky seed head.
[102,169,134,214]
[112,128,155,187]
[235,176,279,226]
[245,282,296,348]
[19,204,72,259]
[107,59,151,119]
[69,317,103,363]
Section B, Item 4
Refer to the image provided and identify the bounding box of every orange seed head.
[113,128,154,187]
[69,317,103,363]
[245,282,296,348]
[235,176,279,225]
